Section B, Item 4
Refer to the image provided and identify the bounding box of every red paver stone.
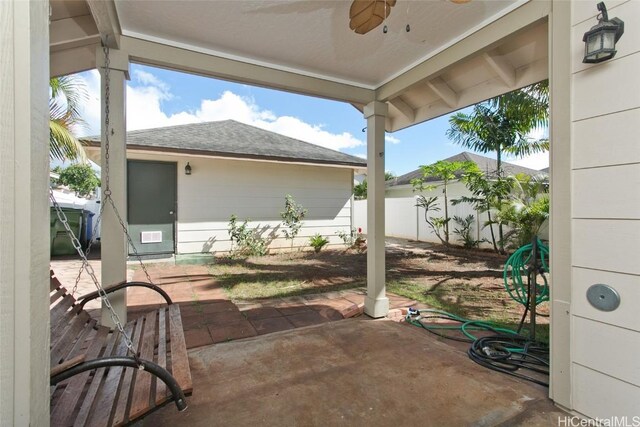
[184,328,214,349]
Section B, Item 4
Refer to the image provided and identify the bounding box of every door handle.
[169,211,174,215]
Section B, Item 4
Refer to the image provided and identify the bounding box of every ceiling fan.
[349,0,472,35]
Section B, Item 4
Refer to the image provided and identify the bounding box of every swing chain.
[73,199,105,295]
[103,42,111,196]
[50,188,140,364]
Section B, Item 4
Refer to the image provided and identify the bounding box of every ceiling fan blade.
[349,0,396,35]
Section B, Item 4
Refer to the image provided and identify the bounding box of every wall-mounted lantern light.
[583,2,624,64]
[185,162,192,175]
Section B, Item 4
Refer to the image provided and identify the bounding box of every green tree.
[446,81,548,252]
[353,172,396,200]
[280,195,307,252]
[454,170,511,253]
[54,163,101,197]
[49,76,88,161]
[411,160,478,245]
[498,173,549,249]
[446,81,549,176]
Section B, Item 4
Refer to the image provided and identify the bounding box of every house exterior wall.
[563,0,640,419]
[0,1,50,424]
[127,152,354,253]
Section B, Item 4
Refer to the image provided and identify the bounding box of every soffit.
[115,0,524,88]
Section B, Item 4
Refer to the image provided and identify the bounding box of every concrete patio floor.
[141,318,566,427]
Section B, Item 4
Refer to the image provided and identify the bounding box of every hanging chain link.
[50,188,140,364]
[103,42,111,196]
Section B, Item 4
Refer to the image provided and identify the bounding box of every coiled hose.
[406,308,549,387]
[503,237,550,306]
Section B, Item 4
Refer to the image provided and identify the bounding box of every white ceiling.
[115,0,525,88]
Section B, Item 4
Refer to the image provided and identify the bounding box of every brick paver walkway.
[50,258,419,350]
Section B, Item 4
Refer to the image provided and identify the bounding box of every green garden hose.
[503,238,550,307]
[405,308,549,386]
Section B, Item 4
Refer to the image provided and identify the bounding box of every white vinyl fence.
[353,197,547,248]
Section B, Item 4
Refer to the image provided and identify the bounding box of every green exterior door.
[127,160,177,255]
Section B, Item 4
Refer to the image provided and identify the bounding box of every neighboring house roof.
[84,120,367,168]
[387,151,547,187]
[539,167,549,173]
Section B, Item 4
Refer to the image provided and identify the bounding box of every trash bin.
[50,207,83,256]
[81,210,95,249]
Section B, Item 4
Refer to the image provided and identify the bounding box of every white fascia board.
[120,35,376,105]
[85,145,367,172]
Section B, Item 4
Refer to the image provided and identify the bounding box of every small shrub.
[452,215,481,249]
[228,215,267,257]
[336,227,366,251]
[280,195,307,252]
[309,234,329,253]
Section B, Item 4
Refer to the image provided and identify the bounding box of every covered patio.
[2,0,639,424]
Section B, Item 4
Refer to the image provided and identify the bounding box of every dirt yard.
[210,241,550,334]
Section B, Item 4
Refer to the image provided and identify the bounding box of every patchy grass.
[210,253,365,300]
[388,278,550,344]
[207,244,549,343]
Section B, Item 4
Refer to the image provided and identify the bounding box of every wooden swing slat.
[168,304,192,395]
[49,272,192,427]
[155,307,168,404]
[50,326,110,426]
[129,310,158,419]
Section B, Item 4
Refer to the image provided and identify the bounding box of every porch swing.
[49,43,192,427]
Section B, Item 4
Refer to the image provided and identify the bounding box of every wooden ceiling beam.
[482,51,516,88]
[86,0,121,48]
[426,78,458,109]
[50,14,100,52]
[388,97,415,122]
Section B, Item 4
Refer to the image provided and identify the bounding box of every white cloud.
[386,135,401,144]
[76,69,364,152]
[507,151,549,171]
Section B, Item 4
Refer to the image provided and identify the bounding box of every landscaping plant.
[452,214,482,249]
[454,170,511,253]
[336,227,366,251]
[280,194,307,252]
[446,81,549,253]
[411,160,478,246]
[227,214,268,257]
[309,234,329,253]
[498,173,549,249]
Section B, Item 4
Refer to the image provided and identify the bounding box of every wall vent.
[140,231,162,244]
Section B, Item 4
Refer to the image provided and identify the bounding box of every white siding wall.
[569,0,640,419]
[128,152,354,253]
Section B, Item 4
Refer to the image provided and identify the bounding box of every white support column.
[549,0,572,410]
[0,0,50,424]
[364,101,389,318]
[97,48,130,325]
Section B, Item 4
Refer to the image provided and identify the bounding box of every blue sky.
[74,64,548,176]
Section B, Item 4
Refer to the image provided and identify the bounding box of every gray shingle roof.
[85,120,366,167]
[387,151,547,187]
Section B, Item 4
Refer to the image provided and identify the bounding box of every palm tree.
[446,81,549,252]
[49,75,88,161]
[446,81,549,176]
